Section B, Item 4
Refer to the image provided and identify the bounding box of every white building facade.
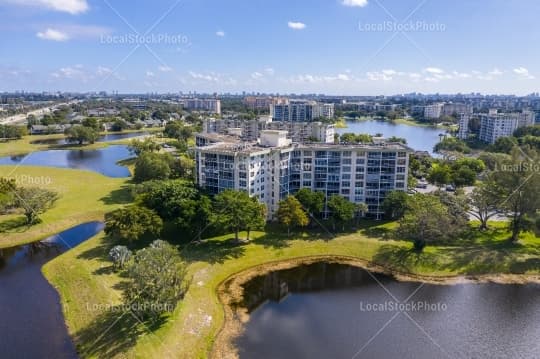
[194,133,411,219]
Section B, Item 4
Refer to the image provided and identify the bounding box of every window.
[398,152,407,157]
[342,151,351,157]
[397,167,406,173]
[342,158,352,165]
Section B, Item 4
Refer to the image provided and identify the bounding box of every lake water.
[0,145,132,177]
[29,131,149,145]
[237,262,540,359]
[0,222,104,359]
[337,120,446,154]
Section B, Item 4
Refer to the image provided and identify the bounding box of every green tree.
[467,180,501,230]
[212,190,266,242]
[125,240,189,320]
[133,152,171,182]
[427,164,452,187]
[398,194,453,251]
[104,205,163,243]
[14,187,59,224]
[135,180,212,241]
[0,178,17,212]
[381,190,408,220]
[128,138,162,155]
[82,117,100,130]
[65,126,99,145]
[327,195,356,231]
[109,245,132,269]
[277,196,309,236]
[295,188,325,223]
[492,148,540,242]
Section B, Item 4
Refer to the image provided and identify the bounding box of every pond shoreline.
[212,254,540,359]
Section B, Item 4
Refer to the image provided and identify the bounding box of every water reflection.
[237,262,540,359]
[336,120,446,154]
[0,222,104,359]
[0,145,131,177]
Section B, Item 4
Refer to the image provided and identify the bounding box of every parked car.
[446,185,455,192]
[416,181,428,189]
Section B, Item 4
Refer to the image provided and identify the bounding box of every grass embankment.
[0,166,130,248]
[43,221,539,359]
[0,128,164,157]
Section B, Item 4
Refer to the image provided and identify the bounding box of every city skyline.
[1,0,539,94]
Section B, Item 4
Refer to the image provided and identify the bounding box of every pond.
[236,262,540,359]
[336,120,446,154]
[0,145,132,177]
[29,131,150,145]
[0,222,104,359]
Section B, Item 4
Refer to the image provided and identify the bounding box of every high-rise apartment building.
[194,131,411,219]
[270,100,334,122]
[180,98,221,114]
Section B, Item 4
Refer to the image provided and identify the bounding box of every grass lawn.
[0,166,131,248]
[43,221,539,359]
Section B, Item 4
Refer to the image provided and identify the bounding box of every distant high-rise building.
[243,96,287,111]
[180,98,221,114]
[424,103,444,119]
[476,110,535,143]
[270,100,334,122]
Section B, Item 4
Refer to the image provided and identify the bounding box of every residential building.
[180,98,221,114]
[423,103,444,119]
[194,131,412,219]
[202,117,335,143]
[478,110,535,143]
[457,114,470,139]
[441,103,473,117]
[243,96,287,111]
[270,100,334,122]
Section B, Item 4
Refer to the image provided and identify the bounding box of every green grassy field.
[43,222,539,359]
[0,166,130,248]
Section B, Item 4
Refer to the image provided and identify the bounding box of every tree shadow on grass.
[0,216,29,233]
[509,257,540,274]
[372,244,439,273]
[181,237,247,264]
[73,306,166,358]
[100,185,133,206]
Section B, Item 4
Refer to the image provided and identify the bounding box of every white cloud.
[158,66,173,72]
[36,28,69,41]
[216,30,225,37]
[513,67,534,79]
[146,71,155,77]
[489,68,503,76]
[264,68,275,76]
[342,0,368,7]
[424,67,444,74]
[288,21,306,30]
[189,71,218,82]
[96,66,112,76]
[452,71,471,78]
[7,0,89,14]
[251,71,263,80]
[291,73,351,83]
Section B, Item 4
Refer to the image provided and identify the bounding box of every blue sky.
[0,0,539,95]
